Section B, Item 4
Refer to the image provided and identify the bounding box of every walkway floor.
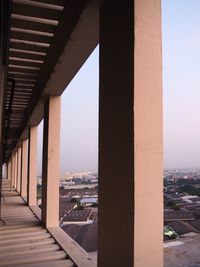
[0,180,74,267]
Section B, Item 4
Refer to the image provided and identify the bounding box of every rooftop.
[164,233,200,267]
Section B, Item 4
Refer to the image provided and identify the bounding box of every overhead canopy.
[1,0,99,163]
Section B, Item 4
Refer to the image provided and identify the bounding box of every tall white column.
[134,1,163,266]
[14,152,17,190]
[7,162,10,181]
[21,139,28,199]
[7,161,11,190]
[11,153,15,189]
[99,1,163,267]
[27,127,37,206]
[7,161,11,181]
[99,1,134,266]
[17,146,21,193]
[41,96,61,228]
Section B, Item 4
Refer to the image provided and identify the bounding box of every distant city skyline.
[163,0,200,169]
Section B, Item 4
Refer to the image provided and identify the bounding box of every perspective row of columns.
[5,0,163,265]
[6,96,60,228]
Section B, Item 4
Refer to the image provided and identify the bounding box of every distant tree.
[179,184,200,196]
[175,178,200,186]
[166,200,180,210]
[164,179,170,186]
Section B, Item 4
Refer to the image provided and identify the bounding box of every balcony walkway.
[0,180,73,267]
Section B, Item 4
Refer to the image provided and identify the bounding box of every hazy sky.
[37,46,99,174]
[163,0,200,168]
[37,1,200,173]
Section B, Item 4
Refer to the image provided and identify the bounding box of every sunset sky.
[37,46,99,174]
[37,0,200,174]
[163,0,200,168]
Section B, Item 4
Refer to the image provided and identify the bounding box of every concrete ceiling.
[2,0,100,162]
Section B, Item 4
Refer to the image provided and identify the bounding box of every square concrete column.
[8,161,12,190]
[99,2,134,266]
[27,127,37,207]
[99,0,163,267]
[15,151,19,190]
[5,163,8,180]
[41,96,61,228]
[6,164,8,180]
[7,162,9,180]
[11,153,15,189]
[12,152,15,189]
[134,1,163,266]
[14,152,18,190]
[7,161,10,181]
[21,139,28,199]
[17,146,22,193]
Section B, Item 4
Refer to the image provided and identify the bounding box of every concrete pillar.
[17,146,21,193]
[99,2,134,266]
[15,151,18,190]
[27,127,37,206]
[8,160,11,190]
[14,152,18,190]
[11,154,15,189]
[99,1,163,267]
[21,139,28,199]
[15,150,18,190]
[7,161,10,181]
[4,163,8,180]
[0,67,6,190]
[12,152,15,189]
[134,1,163,266]
[7,164,9,181]
[41,96,61,228]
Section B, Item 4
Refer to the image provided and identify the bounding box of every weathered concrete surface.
[134,0,163,266]
[165,233,200,267]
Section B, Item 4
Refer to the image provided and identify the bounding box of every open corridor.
[0,180,73,267]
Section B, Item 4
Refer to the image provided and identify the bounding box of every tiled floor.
[0,180,73,267]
